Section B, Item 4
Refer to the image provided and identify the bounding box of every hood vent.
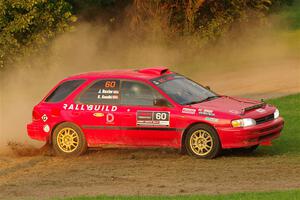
[241,102,266,115]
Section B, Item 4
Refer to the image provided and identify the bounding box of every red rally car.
[27,67,284,158]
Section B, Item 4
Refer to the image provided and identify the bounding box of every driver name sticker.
[137,111,170,127]
[97,80,120,100]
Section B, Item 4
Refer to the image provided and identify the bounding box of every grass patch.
[259,93,300,155]
[272,0,300,54]
[277,0,300,30]
[56,190,300,200]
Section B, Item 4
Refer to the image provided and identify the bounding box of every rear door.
[74,79,123,146]
[119,80,182,147]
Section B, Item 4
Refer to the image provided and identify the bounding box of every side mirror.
[154,98,169,107]
[205,86,211,90]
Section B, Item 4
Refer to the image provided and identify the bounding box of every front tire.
[52,122,87,156]
[185,124,221,159]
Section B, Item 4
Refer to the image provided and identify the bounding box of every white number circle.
[156,113,167,120]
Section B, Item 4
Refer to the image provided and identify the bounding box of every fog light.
[43,124,50,133]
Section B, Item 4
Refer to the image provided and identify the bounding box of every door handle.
[123,113,134,118]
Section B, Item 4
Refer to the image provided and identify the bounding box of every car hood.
[188,96,275,118]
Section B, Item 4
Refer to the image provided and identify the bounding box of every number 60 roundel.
[137,111,170,127]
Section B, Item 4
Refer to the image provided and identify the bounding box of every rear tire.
[185,124,221,159]
[52,122,87,156]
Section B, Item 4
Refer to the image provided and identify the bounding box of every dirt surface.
[0,147,300,200]
[198,59,300,99]
[0,58,299,200]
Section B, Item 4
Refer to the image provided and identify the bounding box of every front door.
[119,80,182,147]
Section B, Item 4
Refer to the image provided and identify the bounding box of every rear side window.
[45,80,85,102]
[79,80,120,104]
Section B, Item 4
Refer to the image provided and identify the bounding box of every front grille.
[259,132,280,141]
[255,114,274,125]
[259,123,281,133]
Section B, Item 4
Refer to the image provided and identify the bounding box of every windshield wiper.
[183,100,203,105]
[200,95,219,103]
[183,96,219,105]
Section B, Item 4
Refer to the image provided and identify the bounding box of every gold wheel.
[189,129,213,156]
[56,127,79,153]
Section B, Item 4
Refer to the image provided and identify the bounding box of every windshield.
[152,75,218,105]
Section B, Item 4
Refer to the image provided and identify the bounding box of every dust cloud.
[0,20,299,152]
[0,22,185,152]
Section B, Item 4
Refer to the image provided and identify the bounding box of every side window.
[79,80,120,104]
[121,81,167,106]
[45,79,85,103]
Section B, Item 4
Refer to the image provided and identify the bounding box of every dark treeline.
[0,0,294,70]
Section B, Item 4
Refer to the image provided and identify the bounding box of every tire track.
[0,156,48,178]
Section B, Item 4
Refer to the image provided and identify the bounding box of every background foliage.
[0,0,296,70]
[0,0,76,69]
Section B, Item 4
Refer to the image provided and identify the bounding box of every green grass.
[259,93,300,155]
[273,0,300,55]
[56,190,300,200]
[277,0,300,30]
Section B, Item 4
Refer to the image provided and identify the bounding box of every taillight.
[32,110,40,121]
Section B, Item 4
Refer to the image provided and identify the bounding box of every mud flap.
[260,141,272,146]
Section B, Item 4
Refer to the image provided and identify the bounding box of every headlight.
[231,118,256,127]
[274,109,279,119]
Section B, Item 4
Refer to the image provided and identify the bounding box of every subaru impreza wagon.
[27,67,284,158]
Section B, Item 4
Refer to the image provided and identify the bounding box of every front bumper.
[217,117,284,148]
[27,121,50,141]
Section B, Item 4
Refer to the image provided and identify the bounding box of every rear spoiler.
[241,102,266,115]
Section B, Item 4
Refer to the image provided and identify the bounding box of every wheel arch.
[48,121,66,144]
[49,121,84,144]
[180,121,219,153]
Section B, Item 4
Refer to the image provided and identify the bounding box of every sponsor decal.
[229,110,240,115]
[151,74,176,85]
[256,108,266,113]
[93,113,104,117]
[43,124,50,133]
[137,111,170,127]
[106,113,115,124]
[182,108,196,115]
[41,114,48,122]
[205,117,219,122]
[63,104,118,112]
[198,108,215,116]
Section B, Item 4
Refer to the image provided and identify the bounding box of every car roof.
[66,66,173,81]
